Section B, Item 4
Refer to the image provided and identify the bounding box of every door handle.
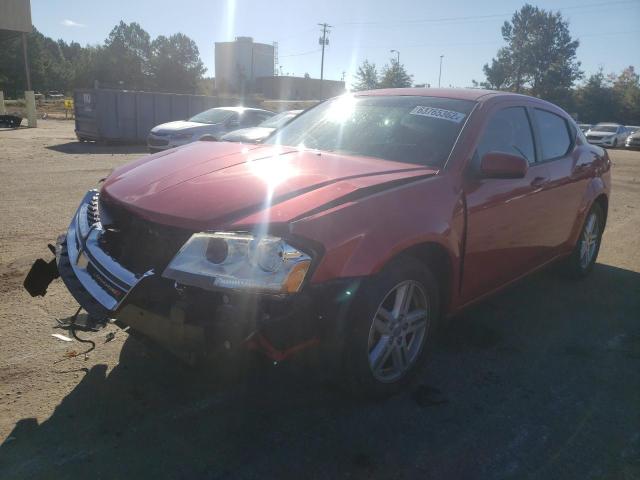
[530,176,549,188]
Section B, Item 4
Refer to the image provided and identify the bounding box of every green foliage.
[149,33,206,93]
[353,58,412,90]
[0,22,207,97]
[482,4,582,104]
[379,58,413,88]
[572,67,640,124]
[352,60,379,91]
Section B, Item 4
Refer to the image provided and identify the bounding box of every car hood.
[221,127,275,143]
[101,142,436,230]
[151,120,224,135]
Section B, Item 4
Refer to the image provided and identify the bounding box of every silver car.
[147,107,275,153]
[625,128,640,149]
[585,123,628,148]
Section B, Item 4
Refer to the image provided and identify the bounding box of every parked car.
[585,123,628,148]
[146,107,275,153]
[578,123,592,133]
[625,129,640,149]
[220,110,302,143]
[24,89,610,397]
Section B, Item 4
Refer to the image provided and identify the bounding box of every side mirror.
[480,152,528,179]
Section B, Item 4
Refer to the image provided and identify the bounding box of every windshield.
[259,111,300,129]
[264,95,475,167]
[593,125,618,133]
[189,108,234,124]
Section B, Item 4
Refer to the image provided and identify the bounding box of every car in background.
[625,129,640,149]
[578,123,592,133]
[625,125,639,134]
[585,123,628,148]
[220,110,303,144]
[147,107,275,153]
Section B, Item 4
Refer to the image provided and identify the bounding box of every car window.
[476,107,536,164]
[265,95,476,168]
[240,111,265,127]
[534,109,571,160]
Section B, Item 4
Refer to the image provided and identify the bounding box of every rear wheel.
[563,203,604,278]
[343,257,440,397]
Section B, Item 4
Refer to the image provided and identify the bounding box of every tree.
[148,33,206,93]
[99,21,151,89]
[352,60,379,91]
[572,69,616,123]
[482,4,582,104]
[611,66,640,124]
[379,58,413,88]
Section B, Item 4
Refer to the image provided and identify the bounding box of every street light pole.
[390,49,400,64]
[438,55,444,88]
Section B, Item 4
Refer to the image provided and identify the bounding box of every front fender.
[290,175,463,286]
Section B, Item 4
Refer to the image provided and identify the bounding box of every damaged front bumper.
[25,190,359,364]
[56,190,154,322]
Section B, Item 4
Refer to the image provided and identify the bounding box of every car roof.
[217,106,273,113]
[594,122,622,126]
[353,87,532,103]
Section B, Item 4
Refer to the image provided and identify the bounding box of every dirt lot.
[0,120,639,479]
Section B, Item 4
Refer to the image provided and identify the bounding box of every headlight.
[170,132,193,140]
[162,232,312,294]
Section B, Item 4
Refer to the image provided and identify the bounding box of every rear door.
[529,107,588,254]
[461,104,551,302]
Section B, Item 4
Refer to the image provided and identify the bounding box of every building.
[256,76,345,101]
[215,37,274,95]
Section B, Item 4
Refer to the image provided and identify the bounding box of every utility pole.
[438,55,444,88]
[318,23,332,99]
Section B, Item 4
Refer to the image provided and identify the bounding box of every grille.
[87,191,100,226]
[97,196,192,275]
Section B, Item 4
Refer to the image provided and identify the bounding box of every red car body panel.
[100,88,611,317]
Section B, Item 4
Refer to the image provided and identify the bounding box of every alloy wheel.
[367,280,430,383]
[580,212,600,269]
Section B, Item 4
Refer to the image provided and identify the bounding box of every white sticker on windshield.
[409,106,466,123]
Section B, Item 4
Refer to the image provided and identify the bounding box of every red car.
[25,89,610,396]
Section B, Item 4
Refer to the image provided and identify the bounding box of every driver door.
[461,105,550,303]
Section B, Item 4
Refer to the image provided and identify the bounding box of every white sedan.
[585,123,628,148]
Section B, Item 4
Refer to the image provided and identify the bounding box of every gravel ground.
[0,120,639,480]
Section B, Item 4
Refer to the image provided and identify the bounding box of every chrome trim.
[63,190,154,311]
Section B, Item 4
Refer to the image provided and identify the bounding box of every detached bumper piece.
[23,245,59,297]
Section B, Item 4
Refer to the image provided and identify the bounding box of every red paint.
[101,88,610,317]
[245,333,320,362]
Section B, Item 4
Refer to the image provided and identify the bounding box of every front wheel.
[342,257,440,397]
[563,203,604,278]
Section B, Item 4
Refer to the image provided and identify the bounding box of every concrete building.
[256,76,345,101]
[215,37,274,95]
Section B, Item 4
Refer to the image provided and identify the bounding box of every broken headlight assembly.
[162,232,312,294]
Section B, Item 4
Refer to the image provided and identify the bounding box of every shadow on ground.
[45,141,149,155]
[1,264,639,479]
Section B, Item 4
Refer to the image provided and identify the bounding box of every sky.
[32,0,640,89]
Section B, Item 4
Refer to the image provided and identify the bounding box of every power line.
[279,48,322,58]
[338,0,639,27]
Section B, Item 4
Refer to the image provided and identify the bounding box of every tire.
[563,203,604,278]
[342,256,440,398]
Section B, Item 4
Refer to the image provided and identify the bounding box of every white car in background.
[147,107,275,153]
[585,123,628,148]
